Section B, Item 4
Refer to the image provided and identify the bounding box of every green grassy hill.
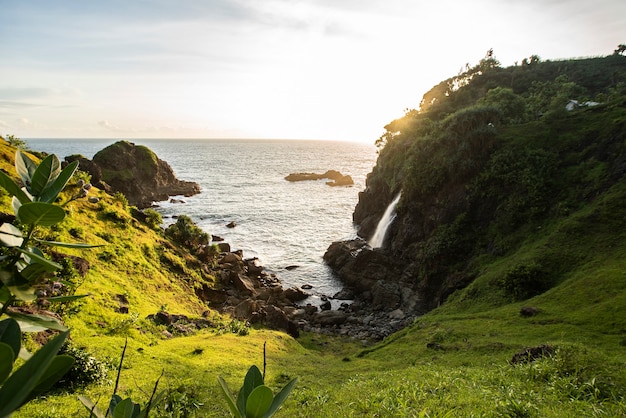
[4,52,626,417]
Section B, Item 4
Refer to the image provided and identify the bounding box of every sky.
[1,0,625,143]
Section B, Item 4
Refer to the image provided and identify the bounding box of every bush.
[500,263,550,300]
[165,215,209,251]
[144,208,163,230]
[54,343,110,390]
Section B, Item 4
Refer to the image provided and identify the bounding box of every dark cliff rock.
[67,141,200,208]
[323,239,427,314]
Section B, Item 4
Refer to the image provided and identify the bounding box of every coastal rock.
[70,141,200,208]
[285,170,354,186]
[64,155,110,193]
[333,288,355,300]
[216,242,231,253]
[313,310,348,326]
[283,287,309,302]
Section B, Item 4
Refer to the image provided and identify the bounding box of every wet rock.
[217,242,231,253]
[283,287,309,302]
[226,221,237,228]
[221,252,242,264]
[333,288,355,300]
[320,300,332,311]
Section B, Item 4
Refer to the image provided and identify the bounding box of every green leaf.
[15,151,38,190]
[19,262,53,283]
[17,202,66,227]
[0,269,36,302]
[0,169,32,204]
[7,311,68,332]
[39,160,79,203]
[246,385,273,418]
[0,329,69,415]
[78,395,107,418]
[0,343,15,384]
[34,238,104,249]
[16,247,62,271]
[264,377,298,418]
[217,376,242,418]
[237,365,264,413]
[30,154,61,198]
[112,398,141,418]
[25,354,74,402]
[0,318,21,361]
[109,394,123,416]
[0,222,24,247]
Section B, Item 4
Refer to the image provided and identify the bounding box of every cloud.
[0,101,41,109]
[97,120,124,132]
[0,87,56,100]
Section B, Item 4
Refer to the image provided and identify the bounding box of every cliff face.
[68,141,200,208]
[325,54,626,316]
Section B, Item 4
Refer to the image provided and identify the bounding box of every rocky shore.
[194,242,416,343]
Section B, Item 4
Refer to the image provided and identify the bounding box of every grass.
[0,136,624,417]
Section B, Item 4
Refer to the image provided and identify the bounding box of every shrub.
[144,208,163,230]
[55,343,110,390]
[500,263,549,300]
[165,215,209,251]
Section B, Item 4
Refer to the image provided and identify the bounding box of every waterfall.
[368,192,402,249]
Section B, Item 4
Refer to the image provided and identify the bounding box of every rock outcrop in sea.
[65,141,200,208]
[285,170,354,186]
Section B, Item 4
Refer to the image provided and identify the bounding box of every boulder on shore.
[65,141,200,208]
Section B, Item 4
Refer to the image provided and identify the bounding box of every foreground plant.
[218,364,298,418]
[78,339,164,418]
[0,150,98,416]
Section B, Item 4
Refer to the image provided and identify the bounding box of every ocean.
[26,138,378,303]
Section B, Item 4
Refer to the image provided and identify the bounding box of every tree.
[3,134,28,150]
[614,44,626,56]
[479,87,526,123]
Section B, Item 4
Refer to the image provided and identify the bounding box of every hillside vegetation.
[2,50,626,417]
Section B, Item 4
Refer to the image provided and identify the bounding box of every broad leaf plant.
[0,150,99,416]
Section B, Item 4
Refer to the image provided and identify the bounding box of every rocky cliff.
[325,54,626,320]
[66,141,200,208]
